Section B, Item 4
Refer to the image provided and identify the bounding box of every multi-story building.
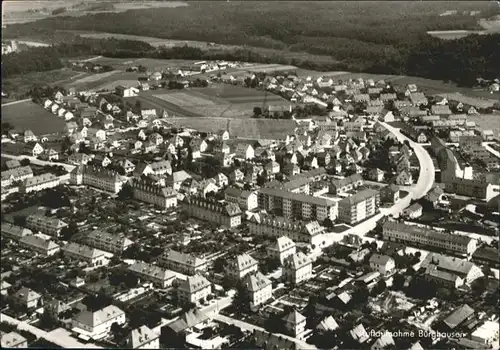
[282,310,307,340]
[1,222,32,240]
[224,187,258,211]
[329,174,364,195]
[61,242,107,267]
[158,250,207,276]
[1,166,33,188]
[258,187,338,222]
[420,253,484,287]
[264,176,311,194]
[128,262,176,288]
[338,189,380,224]
[20,173,60,193]
[383,221,478,255]
[131,179,178,209]
[80,230,134,254]
[26,212,67,237]
[248,213,324,246]
[13,287,41,309]
[126,326,160,349]
[182,196,242,228]
[19,235,60,256]
[72,305,126,339]
[70,165,126,194]
[369,254,395,275]
[225,253,259,280]
[267,236,297,264]
[242,272,272,308]
[445,177,498,201]
[177,274,212,305]
[283,252,313,285]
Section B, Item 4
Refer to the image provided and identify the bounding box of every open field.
[245,64,299,73]
[467,114,500,136]
[168,117,296,140]
[436,92,499,108]
[154,92,221,107]
[94,79,140,91]
[1,100,66,135]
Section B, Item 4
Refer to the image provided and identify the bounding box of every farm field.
[95,79,141,91]
[467,114,500,137]
[1,100,66,135]
[436,92,499,108]
[132,84,291,119]
[168,117,296,140]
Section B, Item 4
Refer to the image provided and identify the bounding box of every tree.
[38,308,59,330]
[118,183,134,201]
[60,222,78,241]
[253,107,262,116]
[13,215,27,227]
[20,158,31,166]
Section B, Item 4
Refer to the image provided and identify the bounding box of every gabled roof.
[282,310,306,325]
[284,251,311,270]
[73,305,125,328]
[272,236,296,253]
[369,253,393,266]
[443,304,474,329]
[243,272,271,292]
[14,287,41,303]
[178,274,211,293]
[127,325,159,348]
[316,315,339,331]
[168,309,209,333]
[234,253,258,271]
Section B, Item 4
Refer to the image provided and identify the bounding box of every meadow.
[1,100,66,135]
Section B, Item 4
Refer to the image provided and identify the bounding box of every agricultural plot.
[95,79,140,91]
[154,92,221,107]
[1,100,66,135]
[466,114,500,137]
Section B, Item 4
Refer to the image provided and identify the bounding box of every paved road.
[1,153,76,173]
[213,314,317,350]
[483,142,500,158]
[1,313,101,348]
[1,98,32,107]
[311,122,435,258]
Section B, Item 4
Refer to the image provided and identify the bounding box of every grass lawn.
[1,100,66,135]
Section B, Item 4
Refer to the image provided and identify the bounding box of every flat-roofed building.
[158,250,207,276]
[19,235,60,256]
[225,253,259,280]
[177,274,212,305]
[383,221,478,255]
[283,252,312,285]
[26,212,67,237]
[128,262,176,288]
[81,230,134,254]
[61,242,107,267]
[258,187,338,222]
[338,189,380,224]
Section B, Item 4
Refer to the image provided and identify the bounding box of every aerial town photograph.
[0,0,499,349]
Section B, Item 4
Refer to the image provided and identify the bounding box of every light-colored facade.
[242,272,272,308]
[369,254,395,275]
[131,179,178,209]
[127,326,160,349]
[19,235,60,256]
[26,213,67,237]
[1,332,27,348]
[158,250,207,276]
[383,221,478,255]
[283,252,313,285]
[267,236,297,264]
[81,230,134,254]
[177,274,212,305]
[71,165,126,194]
[248,213,324,246]
[258,187,338,222]
[128,262,176,288]
[224,187,258,211]
[20,173,60,193]
[182,196,242,228]
[72,305,126,339]
[338,189,380,224]
[61,242,107,267]
[1,166,33,188]
[226,253,259,280]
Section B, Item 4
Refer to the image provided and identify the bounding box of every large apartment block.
[20,173,60,193]
[131,179,178,209]
[258,187,338,222]
[445,177,498,201]
[128,262,176,288]
[26,212,68,237]
[383,221,478,255]
[1,166,33,188]
[61,242,107,267]
[158,250,207,276]
[182,196,242,228]
[338,189,380,224]
[71,165,126,194]
[248,213,325,246]
[79,230,134,254]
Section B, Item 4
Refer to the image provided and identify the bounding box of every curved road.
[1,153,76,173]
[314,121,435,250]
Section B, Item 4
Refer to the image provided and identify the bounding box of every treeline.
[1,47,63,79]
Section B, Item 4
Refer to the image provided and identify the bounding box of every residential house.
[242,272,272,309]
[61,242,107,267]
[72,305,126,340]
[177,274,212,306]
[402,203,423,218]
[225,187,258,211]
[19,235,60,256]
[126,326,160,349]
[20,173,60,193]
[283,252,312,285]
[369,254,395,275]
[0,332,27,348]
[182,196,242,228]
[13,287,41,309]
[267,236,297,264]
[158,250,207,276]
[380,184,400,203]
[282,310,307,340]
[225,253,259,280]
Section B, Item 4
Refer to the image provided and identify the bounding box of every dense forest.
[2,1,499,85]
